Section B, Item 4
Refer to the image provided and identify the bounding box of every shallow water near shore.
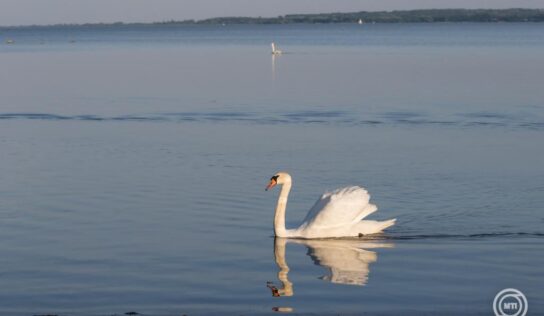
[0,23,543,315]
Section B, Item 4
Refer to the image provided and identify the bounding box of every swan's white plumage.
[292,186,394,238]
[302,186,375,229]
[268,172,396,239]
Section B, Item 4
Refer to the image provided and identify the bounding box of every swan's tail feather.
[352,218,396,236]
[377,218,396,232]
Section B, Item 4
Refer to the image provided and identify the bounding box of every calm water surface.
[0,24,543,315]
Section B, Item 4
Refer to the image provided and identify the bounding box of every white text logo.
[493,288,528,316]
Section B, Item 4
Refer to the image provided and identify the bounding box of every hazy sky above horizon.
[1,0,543,26]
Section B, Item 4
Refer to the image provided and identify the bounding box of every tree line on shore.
[3,8,544,29]
[198,8,544,24]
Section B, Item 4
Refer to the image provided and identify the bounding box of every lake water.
[0,23,543,315]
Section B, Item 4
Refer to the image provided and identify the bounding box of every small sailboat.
[358,19,363,25]
[271,42,282,55]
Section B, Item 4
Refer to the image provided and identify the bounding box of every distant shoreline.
[1,8,544,29]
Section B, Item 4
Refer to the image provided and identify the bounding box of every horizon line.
[1,7,543,28]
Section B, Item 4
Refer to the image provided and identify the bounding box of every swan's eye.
[271,175,279,181]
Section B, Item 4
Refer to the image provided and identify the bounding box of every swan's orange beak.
[265,179,277,191]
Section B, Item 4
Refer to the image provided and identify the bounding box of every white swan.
[271,42,282,55]
[265,172,396,238]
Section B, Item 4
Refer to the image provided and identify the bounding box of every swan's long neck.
[274,181,291,237]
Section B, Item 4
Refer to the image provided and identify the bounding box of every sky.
[1,0,543,26]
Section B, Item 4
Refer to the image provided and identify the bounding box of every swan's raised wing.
[299,186,377,230]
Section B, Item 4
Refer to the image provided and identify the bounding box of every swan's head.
[265,172,292,191]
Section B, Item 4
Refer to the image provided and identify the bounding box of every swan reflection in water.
[268,237,394,298]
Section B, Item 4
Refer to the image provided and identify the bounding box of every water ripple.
[0,111,543,130]
[380,232,544,240]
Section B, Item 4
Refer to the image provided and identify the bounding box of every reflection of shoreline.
[269,238,394,298]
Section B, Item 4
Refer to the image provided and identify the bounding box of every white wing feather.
[299,186,377,230]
